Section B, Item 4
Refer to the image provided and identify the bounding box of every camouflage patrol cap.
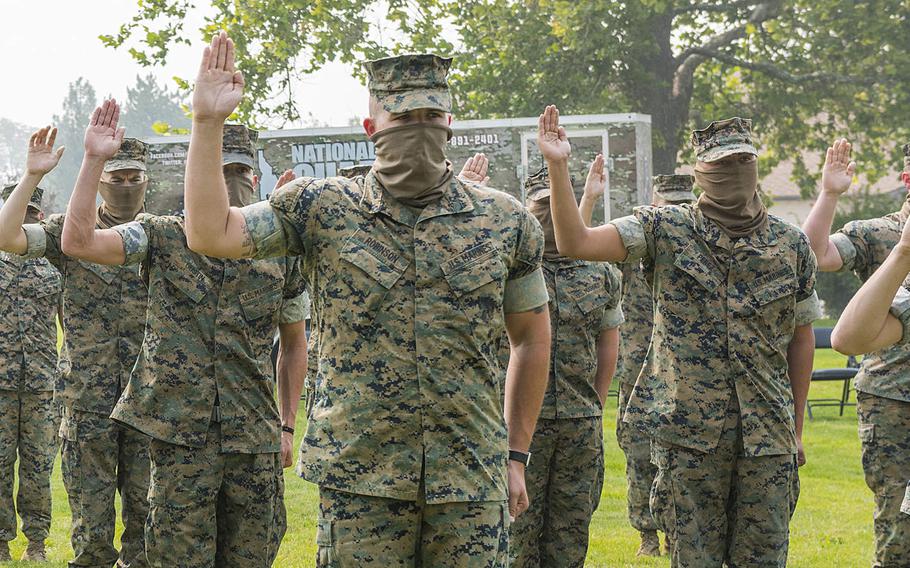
[525,166,551,201]
[339,164,374,179]
[524,166,575,202]
[104,137,148,173]
[223,124,258,168]
[902,142,910,169]
[692,117,758,163]
[1,183,43,211]
[653,174,696,202]
[365,54,453,113]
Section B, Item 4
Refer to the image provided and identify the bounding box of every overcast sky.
[0,0,369,129]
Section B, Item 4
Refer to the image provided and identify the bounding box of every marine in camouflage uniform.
[233,55,549,567]
[0,185,61,561]
[20,141,152,568]
[611,118,822,567]
[615,175,696,557]
[60,125,306,568]
[508,168,624,568]
[803,141,910,567]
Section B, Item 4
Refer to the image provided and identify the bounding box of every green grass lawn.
[6,348,872,566]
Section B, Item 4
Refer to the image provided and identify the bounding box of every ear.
[901,171,910,190]
[447,114,453,126]
[363,117,376,137]
[38,211,46,221]
[253,174,259,190]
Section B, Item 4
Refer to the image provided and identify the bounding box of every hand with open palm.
[26,126,65,176]
[193,31,245,122]
[84,99,125,161]
[537,105,572,164]
[821,138,856,195]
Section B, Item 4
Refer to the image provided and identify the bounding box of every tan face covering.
[225,174,257,208]
[98,180,147,228]
[370,123,454,207]
[527,197,564,260]
[694,159,767,238]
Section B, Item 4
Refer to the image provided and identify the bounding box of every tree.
[120,73,191,137]
[41,78,98,212]
[0,119,35,186]
[102,1,910,193]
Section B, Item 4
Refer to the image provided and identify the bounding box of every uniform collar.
[362,171,475,225]
[693,205,777,250]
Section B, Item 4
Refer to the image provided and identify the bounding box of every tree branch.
[672,0,781,98]
[688,48,879,85]
[673,0,758,16]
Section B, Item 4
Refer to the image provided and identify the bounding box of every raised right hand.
[821,138,856,195]
[84,99,125,160]
[193,31,244,122]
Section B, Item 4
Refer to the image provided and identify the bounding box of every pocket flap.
[752,279,796,306]
[575,286,611,314]
[78,259,117,286]
[163,268,208,303]
[341,236,407,290]
[239,282,282,321]
[442,244,505,297]
[673,245,720,292]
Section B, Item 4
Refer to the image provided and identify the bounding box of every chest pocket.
[240,282,282,322]
[575,286,611,316]
[336,236,408,331]
[77,259,118,287]
[672,245,721,295]
[160,267,208,305]
[442,245,506,320]
[27,266,62,300]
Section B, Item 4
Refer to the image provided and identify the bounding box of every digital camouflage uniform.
[0,186,62,548]
[507,169,623,568]
[108,127,308,568]
[829,153,910,566]
[615,175,696,542]
[612,119,823,568]
[239,54,548,568]
[21,143,152,568]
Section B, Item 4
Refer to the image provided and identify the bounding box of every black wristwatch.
[281,425,295,435]
[509,450,531,466]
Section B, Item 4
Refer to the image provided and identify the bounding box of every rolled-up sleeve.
[112,221,150,266]
[21,224,47,259]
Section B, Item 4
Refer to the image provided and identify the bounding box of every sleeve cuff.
[795,290,823,326]
[241,201,288,259]
[21,224,47,259]
[112,221,149,266]
[279,291,310,324]
[889,287,910,345]
[602,305,625,329]
[503,268,549,314]
[830,232,857,273]
[609,215,647,262]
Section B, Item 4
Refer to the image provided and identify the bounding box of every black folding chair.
[806,327,859,419]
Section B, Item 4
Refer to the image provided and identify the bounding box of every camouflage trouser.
[60,407,150,568]
[510,416,604,568]
[145,422,286,568]
[857,392,910,567]
[316,486,509,567]
[650,398,799,568]
[616,381,658,532]
[0,389,58,543]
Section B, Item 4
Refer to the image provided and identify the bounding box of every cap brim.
[526,188,551,201]
[656,190,696,202]
[104,159,147,173]
[375,89,452,113]
[697,143,758,163]
[222,153,255,168]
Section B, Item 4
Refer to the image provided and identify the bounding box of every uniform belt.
[212,405,222,423]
